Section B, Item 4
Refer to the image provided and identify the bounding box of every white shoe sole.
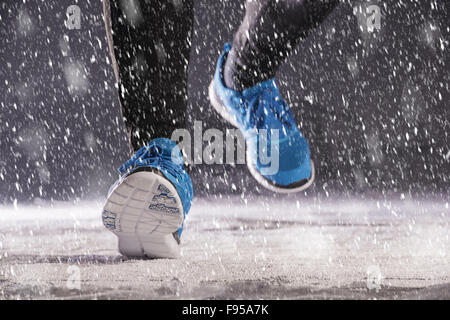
[208,81,315,193]
[102,170,184,259]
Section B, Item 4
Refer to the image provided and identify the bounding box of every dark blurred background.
[0,0,448,203]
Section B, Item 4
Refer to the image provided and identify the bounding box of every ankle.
[223,50,256,92]
[223,57,243,91]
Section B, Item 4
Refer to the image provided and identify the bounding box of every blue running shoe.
[208,43,314,193]
[102,138,193,259]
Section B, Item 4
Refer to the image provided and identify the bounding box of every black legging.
[103,0,337,152]
[103,0,194,152]
[225,0,338,90]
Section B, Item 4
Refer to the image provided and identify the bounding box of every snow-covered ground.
[0,196,449,299]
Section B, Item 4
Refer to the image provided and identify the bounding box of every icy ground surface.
[0,196,449,300]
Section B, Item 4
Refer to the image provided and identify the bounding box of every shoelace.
[118,142,185,178]
[238,87,293,131]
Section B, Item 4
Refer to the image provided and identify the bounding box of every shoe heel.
[118,234,144,257]
[103,170,184,259]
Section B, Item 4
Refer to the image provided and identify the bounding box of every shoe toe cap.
[249,131,312,186]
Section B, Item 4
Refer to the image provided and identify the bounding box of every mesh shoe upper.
[212,44,312,186]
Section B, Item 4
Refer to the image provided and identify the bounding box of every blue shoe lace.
[118,142,184,177]
[232,82,295,135]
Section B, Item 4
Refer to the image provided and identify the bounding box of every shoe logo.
[156,184,170,194]
[149,184,179,214]
[102,209,116,231]
[148,203,179,214]
[152,193,177,205]
[152,184,177,204]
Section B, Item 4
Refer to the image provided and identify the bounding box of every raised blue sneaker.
[208,43,314,193]
[102,138,193,259]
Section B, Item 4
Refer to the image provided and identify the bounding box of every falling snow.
[0,0,448,300]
